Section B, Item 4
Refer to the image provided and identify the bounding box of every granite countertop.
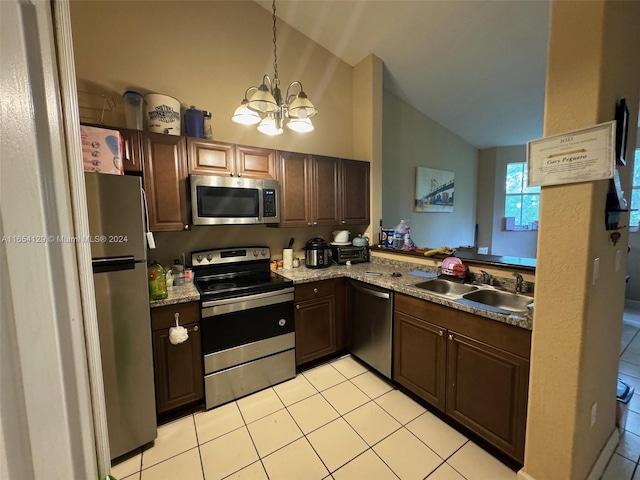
[149,282,200,308]
[148,258,532,330]
[277,257,532,330]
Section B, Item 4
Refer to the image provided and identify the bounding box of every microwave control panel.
[263,189,277,218]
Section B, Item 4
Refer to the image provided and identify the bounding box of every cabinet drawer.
[295,280,336,302]
[151,301,200,331]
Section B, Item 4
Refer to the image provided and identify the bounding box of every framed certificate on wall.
[526,121,615,187]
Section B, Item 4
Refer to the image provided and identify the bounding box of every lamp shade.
[231,101,261,125]
[257,116,283,136]
[288,92,317,119]
[287,117,314,133]
[247,84,278,113]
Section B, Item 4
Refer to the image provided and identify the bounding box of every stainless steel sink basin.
[462,289,533,313]
[414,279,478,296]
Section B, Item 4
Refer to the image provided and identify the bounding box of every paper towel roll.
[283,248,293,269]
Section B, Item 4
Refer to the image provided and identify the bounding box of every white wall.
[477,146,538,258]
[382,90,478,248]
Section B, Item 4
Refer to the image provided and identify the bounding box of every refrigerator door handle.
[92,256,136,274]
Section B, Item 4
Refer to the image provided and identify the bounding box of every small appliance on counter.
[303,237,332,268]
[331,245,369,265]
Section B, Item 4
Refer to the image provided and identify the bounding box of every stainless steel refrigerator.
[85,172,157,459]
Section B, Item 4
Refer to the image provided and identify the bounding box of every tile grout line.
[191,413,207,480]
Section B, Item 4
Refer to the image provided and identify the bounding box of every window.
[505,162,540,229]
[631,149,640,231]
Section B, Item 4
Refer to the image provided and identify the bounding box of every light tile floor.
[112,355,516,480]
[602,306,640,480]
[111,306,640,480]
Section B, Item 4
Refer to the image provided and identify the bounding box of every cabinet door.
[393,311,447,411]
[277,151,312,227]
[119,128,143,173]
[446,332,529,462]
[235,145,276,179]
[311,155,340,226]
[187,138,235,176]
[142,133,189,231]
[340,159,370,225]
[152,322,204,415]
[295,295,336,366]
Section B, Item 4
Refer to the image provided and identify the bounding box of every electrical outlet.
[593,258,600,285]
[616,250,622,272]
[591,402,597,427]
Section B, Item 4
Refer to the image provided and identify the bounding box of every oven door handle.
[202,287,294,317]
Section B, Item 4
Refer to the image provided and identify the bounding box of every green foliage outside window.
[505,163,540,227]
[631,149,640,230]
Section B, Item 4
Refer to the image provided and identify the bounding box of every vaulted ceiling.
[256,0,551,149]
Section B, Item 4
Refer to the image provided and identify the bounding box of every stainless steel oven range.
[192,246,295,409]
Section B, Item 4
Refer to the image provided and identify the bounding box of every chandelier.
[231,0,317,135]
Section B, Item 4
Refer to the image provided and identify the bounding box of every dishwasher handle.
[349,280,391,299]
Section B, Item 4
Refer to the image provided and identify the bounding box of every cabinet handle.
[191,325,199,332]
[439,330,444,336]
[448,334,453,341]
[230,172,234,176]
[313,288,318,293]
[296,304,300,309]
[341,220,346,224]
[313,221,318,226]
[307,222,312,226]
[238,172,242,177]
[124,137,134,165]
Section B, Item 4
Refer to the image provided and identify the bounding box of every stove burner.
[205,283,237,292]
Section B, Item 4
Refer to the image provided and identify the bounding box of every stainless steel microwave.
[190,175,280,225]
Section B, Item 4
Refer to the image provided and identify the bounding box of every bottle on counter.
[393,219,408,249]
[172,259,185,286]
[203,111,213,139]
[148,260,168,300]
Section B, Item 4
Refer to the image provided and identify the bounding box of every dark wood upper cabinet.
[235,145,276,179]
[119,127,143,173]
[142,132,190,231]
[311,155,340,226]
[187,138,235,176]
[277,151,312,227]
[340,159,370,225]
[277,152,368,228]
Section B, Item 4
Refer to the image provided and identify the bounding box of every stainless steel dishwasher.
[348,279,393,378]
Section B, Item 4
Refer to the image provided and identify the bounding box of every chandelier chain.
[272,0,279,86]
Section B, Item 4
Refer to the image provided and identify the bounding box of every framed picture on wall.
[415,167,455,213]
[615,98,629,166]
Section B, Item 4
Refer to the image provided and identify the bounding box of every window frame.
[504,162,540,231]
[630,148,640,232]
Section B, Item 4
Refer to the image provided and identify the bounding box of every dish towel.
[169,313,189,345]
[407,270,437,278]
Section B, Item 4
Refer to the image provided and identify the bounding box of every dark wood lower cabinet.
[393,293,530,464]
[393,311,447,411]
[446,332,529,462]
[150,302,203,415]
[294,279,346,367]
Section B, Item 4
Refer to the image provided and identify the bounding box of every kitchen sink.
[414,279,478,296]
[462,289,533,313]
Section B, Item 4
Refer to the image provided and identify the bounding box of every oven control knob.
[207,254,213,261]
[278,319,286,327]
[253,250,259,257]
[196,255,203,263]
[261,250,267,257]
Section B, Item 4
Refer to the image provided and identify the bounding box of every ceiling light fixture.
[231,0,317,136]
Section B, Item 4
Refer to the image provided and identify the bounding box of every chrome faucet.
[480,270,492,285]
[513,272,524,294]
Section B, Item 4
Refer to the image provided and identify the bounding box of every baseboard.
[586,428,620,480]
[517,469,536,480]
[625,299,640,311]
[517,428,619,480]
